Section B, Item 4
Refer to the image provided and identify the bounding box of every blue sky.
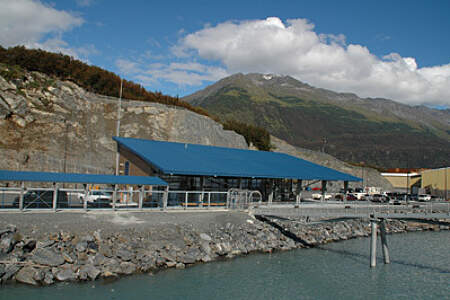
[1,0,449,107]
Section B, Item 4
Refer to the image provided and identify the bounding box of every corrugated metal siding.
[113,137,361,182]
[0,170,167,185]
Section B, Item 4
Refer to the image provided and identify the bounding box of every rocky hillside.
[0,65,247,174]
[184,73,450,169]
[0,65,391,189]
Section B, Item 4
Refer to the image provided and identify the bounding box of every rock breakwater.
[0,214,448,286]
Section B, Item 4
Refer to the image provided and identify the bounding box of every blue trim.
[0,170,168,185]
[113,137,362,182]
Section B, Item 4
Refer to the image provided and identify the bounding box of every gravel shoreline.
[0,211,448,286]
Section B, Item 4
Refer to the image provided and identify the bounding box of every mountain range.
[184,73,450,169]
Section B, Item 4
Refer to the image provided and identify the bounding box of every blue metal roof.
[113,137,361,182]
[0,170,168,185]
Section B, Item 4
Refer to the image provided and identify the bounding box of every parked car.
[335,193,345,201]
[361,194,371,201]
[346,194,358,201]
[13,190,68,208]
[418,194,432,202]
[312,193,332,200]
[370,194,388,203]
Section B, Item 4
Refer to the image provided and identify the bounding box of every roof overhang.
[0,170,168,186]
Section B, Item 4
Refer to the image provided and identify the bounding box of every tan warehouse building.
[380,171,421,193]
[421,167,449,200]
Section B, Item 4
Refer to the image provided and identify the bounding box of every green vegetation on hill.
[0,46,272,151]
[0,46,209,117]
[223,120,272,151]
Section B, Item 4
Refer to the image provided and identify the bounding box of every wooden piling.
[370,220,377,267]
[379,220,390,264]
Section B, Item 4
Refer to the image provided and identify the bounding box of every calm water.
[1,231,449,300]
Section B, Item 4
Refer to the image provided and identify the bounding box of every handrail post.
[83,184,89,211]
[208,192,211,209]
[185,192,188,210]
[162,186,168,210]
[112,184,117,211]
[139,185,144,210]
[19,182,24,211]
[52,183,58,212]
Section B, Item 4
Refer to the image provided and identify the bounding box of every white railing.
[253,200,450,219]
[1,186,448,217]
[0,187,231,211]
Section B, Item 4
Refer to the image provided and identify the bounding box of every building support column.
[321,180,327,202]
[296,180,303,205]
[162,185,168,210]
[268,179,274,206]
[344,181,349,203]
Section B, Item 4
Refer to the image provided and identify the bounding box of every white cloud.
[174,17,449,106]
[23,38,98,62]
[0,0,96,61]
[116,58,143,74]
[116,58,228,86]
[0,0,83,47]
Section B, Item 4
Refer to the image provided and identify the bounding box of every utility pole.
[115,78,123,176]
[63,120,69,174]
[445,167,448,201]
[361,162,364,189]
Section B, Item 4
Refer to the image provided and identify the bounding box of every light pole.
[360,162,364,190]
[115,78,123,176]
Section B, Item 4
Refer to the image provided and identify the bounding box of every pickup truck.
[418,194,431,202]
[77,191,113,203]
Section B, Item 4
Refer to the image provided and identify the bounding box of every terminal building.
[113,137,361,202]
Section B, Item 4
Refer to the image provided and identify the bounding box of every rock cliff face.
[0,66,247,174]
